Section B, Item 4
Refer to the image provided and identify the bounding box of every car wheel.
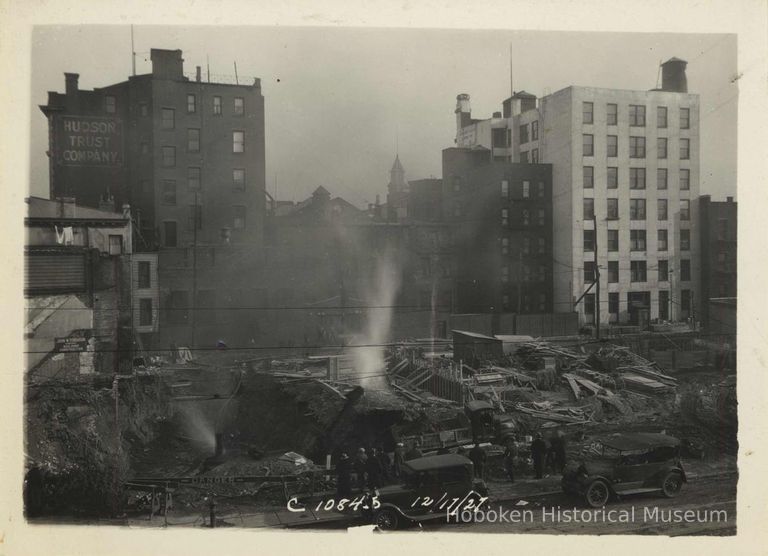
[374,508,400,531]
[585,480,610,508]
[661,471,683,498]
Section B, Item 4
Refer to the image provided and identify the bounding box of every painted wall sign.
[56,116,124,167]
[55,335,89,352]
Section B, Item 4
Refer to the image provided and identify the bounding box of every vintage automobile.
[367,454,489,530]
[561,432,686,508]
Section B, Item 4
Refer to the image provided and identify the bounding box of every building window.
[538,181,545,198]
[105,95,116,114]
[680,169,690,190]
[187,93,196,114]
[680,107,690,129]
[531,120,539,141]
[583,101,594,124]
[519,151,529,163]
[657,168,668,190]
[139,298,153,326]
[453,203,462,217]
[234,97,244,115]
[141,179,151,193]
[583,134,594,157]
[680,138,690,160]
[213,96,222,115]
[141,142,149,155]
[680,259,691,282]
[452,176,461,192]
[233,131,245,153]
[501,208,509,227]
[608,261,619,283]
[717,218,729,240]
[607,229,619,252]
[164,221,177,247]
[607,135,618,157]
[531,148,539,163]
[629,104,646,127]
[519,124,529,144]
[630,261,647,282]
[607,198,619,220]
[629,167,646,189]
[500,180,509,198]
[657,137,668,159]
[680,199,690,220]
[161,108,175,130]
[657,198,668,221]
[523,237,531,255]
[607,103,618,126]
[188,166,201,191]
[188,204,202,231]
[584,261,596,282]
[585,293,596,316]
[659,290,669,320]
[680,229,691,251]
[506,129,512,147]
[501,237,509,255]
[607,167,618,189]
[162,146,176,167]
[630,198,646,220]
[138,261,151,289]
[522,180,530,198]
[583,198,594,220]
[657,106,668,128]
[522,209,530,226]
[681,289,692,314]
[108,234,123,255]
[538,208,545,226]
[538,237,545,254]
[233,205,246,229]
[583,166,594,189]
[609,292,619,315]
[168,290,188,324]
[629,136,646,158]
[233,168,246,191]
[658,260,669,281]
[630,229,647,251]
[658,229,668,251]
[187,128,200,152]
[162,180,176,205]
[501,266,510,284]
[139,102,149,117]
[583,230,595,251]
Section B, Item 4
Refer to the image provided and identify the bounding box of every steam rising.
[352,250,401,390]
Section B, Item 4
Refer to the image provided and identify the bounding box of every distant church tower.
[387,154,409,222]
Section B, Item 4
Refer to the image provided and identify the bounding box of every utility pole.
[593,214,600,340]
[191,190,198,349]
[516,249,523,314]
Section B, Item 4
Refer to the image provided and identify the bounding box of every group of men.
[336,442,418,497]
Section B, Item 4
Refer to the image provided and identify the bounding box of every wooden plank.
[562,374,581,399]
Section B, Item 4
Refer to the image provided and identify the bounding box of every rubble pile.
[385,339,681,435]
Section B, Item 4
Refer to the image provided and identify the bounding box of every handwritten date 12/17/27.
[411,491,488,513]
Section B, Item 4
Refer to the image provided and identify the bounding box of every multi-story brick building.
[698,194,737,331]
[38,48,266,347]
[453,58,700,328]
[442,147,553,315]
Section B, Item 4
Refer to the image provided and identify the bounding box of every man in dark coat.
[469,444,487,479]
[405,441,423,461]
[393,443,405,478]
[552,431,567,474]
[336,453,353,498]
[531,433,548,479]
[366,448,383,489]
[503,440,518,483]
[377,446,391,483]
[354,448,368,492]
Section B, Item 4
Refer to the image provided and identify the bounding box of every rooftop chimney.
[726,196,734,203]
[660,57,688,93]
[64,73,79,96]
[455,94,472,136]
[196,66,202,82]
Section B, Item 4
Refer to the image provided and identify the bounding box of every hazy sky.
[29,27,737,206]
